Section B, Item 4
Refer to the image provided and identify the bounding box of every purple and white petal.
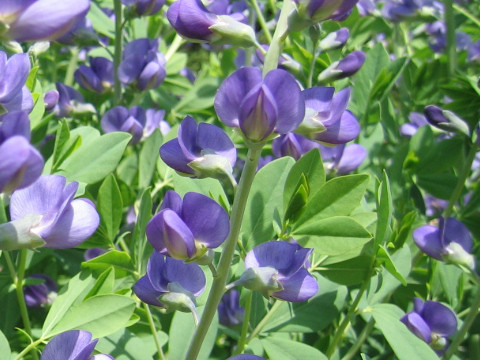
[272,268,319,302]
[421,301,458,337]
[413,225,444,260]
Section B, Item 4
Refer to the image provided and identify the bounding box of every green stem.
[113,0,123,105]
[185,144,264,360]
[247,299,282,343]
[14,338,44,360]
[0,194,8,224]
[251,0,273,43]
[326,266,374,358]
[443,284,480,360]
[453,4,480,29]
[443,143,478,218]
[262,0,296,76]
[233,290,253,355]
[144,303,166,360]
[341,318,375,360]
[307,43,319,88]
[444,0,456,76]
[64,47,79,87]
[165,34,185,62]
[399,23,413,57]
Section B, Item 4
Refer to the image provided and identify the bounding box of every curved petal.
[323,87,351,126]
[134,274,164,307]
[101,106,130,133]
[0,110,31,140]
[7,0,90,42]
[336,144,367,174]
[414,297,425,314]
[144,109,165,138]
[75,65,103,93]
[264,69,305,134]
[160,138,196,175]
[443,217,473,253]
[214,66,263,127]
[413,225,443,260]
[178,116,200,157]
[182,192,230,248]
[163,257,206,296]
[41,330,96,360]
[137,60,164,90]
[401,312,433,344]
[0,53,30,102]
[160,190,183,214]
[302,86,335,113]
[42,199,100,249]
[314,110,360,145]
[421,301,458,337]
[170,0,217,41]
[2,86,34,113]
[196,122,236,167]
[90,57,114,84]
[0,137,32,193]
[272,133,303,160]
[272,268,318,302]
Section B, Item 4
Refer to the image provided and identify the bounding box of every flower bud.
[319,28,350,51]
[318,51,366,83]
[424,105,470,136]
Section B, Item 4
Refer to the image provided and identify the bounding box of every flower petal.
[401,312,433,344]
[134,274,164,307]
[163,256,206,296]
[160,138,196,175]
[41,330,96,360]
[314,110,360,145]
[273,268,319,302]
[421,301,458,337]
[413,225,443,260]
[336,144,367,174]
[443,217,473,253]
[197,122,237,167]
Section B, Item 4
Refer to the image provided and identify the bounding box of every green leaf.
[262,337,328,360]
[376,247,407,286]
[369,57,408,105]
[263,276,347,333]
[375,171,392,247]
[42,271,95,336]
[172,172,227,201]
[57,132,131,184]
[415,173,457,200]
[98,174,123,242]
[85,267,115,299]
[371,304,439,360]
[241,157,295,251]
[52,119,71,168]
[88,2,115,38]
[0,330,11,360]
[133,190,153,274]
[26,66,39,91]
[82,250,135,278]
[293,174,369,230]
[317,255,373,286]
[166,53,188,74]
[173,76,221,113]
[139,129,163,189]
[168,307,218,360]
[293,216,372,258]
[283,148,325,209]
[46,294,136,338]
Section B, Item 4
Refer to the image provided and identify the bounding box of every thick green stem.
[165,34,185,62]
[247,299,282,343]
[326,266,374,358]
[444,0,456,76]
[444,284,480,359]
[185,144,264,360]
[307,43,319,88]
[14,338,44,360]
[443,143,478,218]
[144,303,166,360]
[251,0,273,43]
[113,0,123,105]
[64,47,79,87]
[341,318,375,360]
[262,0,296,76]
[233,290,253,355]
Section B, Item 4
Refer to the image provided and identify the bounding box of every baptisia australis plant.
[230,241,319,302]
[0,175,100,250]
[215,67,305,142]
[160,116,237,181]
[75,57,114,94]
[0,111,44,194]
[401,298,458,355]
[101,106,166,144]
[0,0,90,42]
[41,330,114,360]
[0,51,33,113]
[317,51,366,83]
[147,191,230,262]
[134,251,206,323]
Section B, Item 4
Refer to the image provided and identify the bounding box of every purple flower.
[357,0,378,16]
[134,251,206,320]
[273,133,320,160]
[41,330,114,360]
[227,356,266,360]
[55,82,96,117]
[1,0,90,42]
[215,67,305,142]
[319,28,350,51]
[160,116,236,179]
[101,106,166,144]
[147,191,230,261]
[0,111,44,194]
[297,87,360,145]
[207,0,249,23]
[122,0,166,16]
[382,0,421,21]
[401,298,457,354]
[235,241,319,302]
[24,274,57,308]
[424,105,470,135]
[44,90,59,112]
[0,175,100,250]
[318,51,366,83]
[0,51,33,113]
[413,217,475,270]
[118,38,166,91]
[75,57,114,93]
[400,112,428,138]
[218,290,245,326]
[320,143,367,174]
